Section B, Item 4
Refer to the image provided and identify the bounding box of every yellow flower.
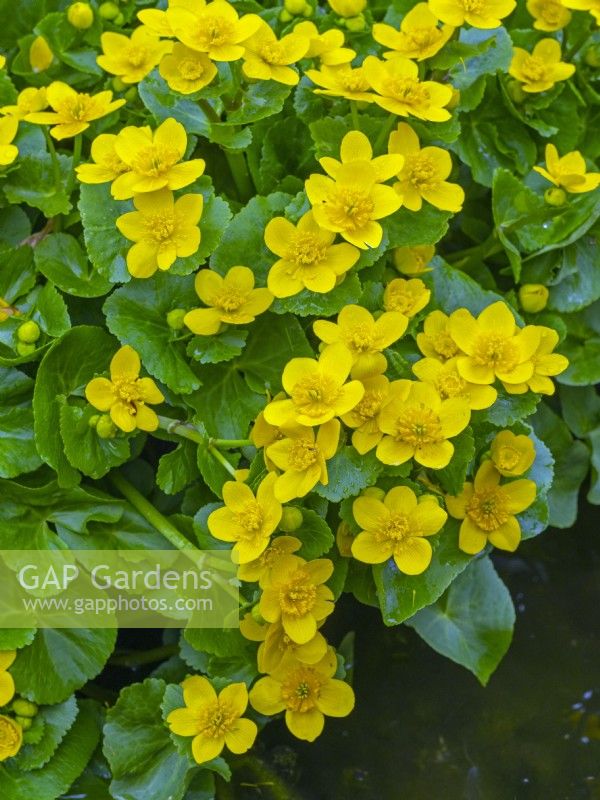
[417,309,460,361]
[502,326,568,395]
[250,648,355,741]
[138,0,199,36]
[388,123,465,212]
[0,652,16,707]
[184,266,273,335]
[168,1,262,62]
[429,0,516,28]
[336,520,355,557]
[352,486,447,574]
[167,676,257,764]
[111,118,205,200]
[306,162,402,249]
[264,210,360,297]
[533,143,600,193]
[490,430,536,477]
[446,460,536,554]
[412,356,497,410]
[97,26,172,84]
[159,43,218,94]
[116,188,203,278]
[238,535,302,584]
[509,39,575,94]
[29,35,53,72]
[258,620,329,674]
[0,118,18,167]
[85,345,164,432]
[293,21,355,66]
[328,0,366,15]
[562,0,600,22]
[319,130,404,185]
[377,380,471,468]
[266,420,341,502]
[207,473,282,563]
[527,0,571,29]
[313,304,408,378]
[383,277,431,317]
[264,344,364,427]
[242,20,309,85]
[306,63,375,103]
[259,555,334,643]
[76,133,129,185]
[25,81,125,140]
[0,56,5,70]
[363,56,453,122]
[518,283,549,313]
[393,244,435,276]
[0,87,47,119]
[0,715,22,762]
[341,374,392,454]
[448,301,541,386]
[373,3,455,61]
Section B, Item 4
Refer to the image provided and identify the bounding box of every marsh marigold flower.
[533,143,600,193]
[313,304,408,378]
[207,473,282,563]
[0,118,18,167]
[417,309,460,361]
[76,134,129,185]
[167,676,257,764]
[168,1,262,62]
[562,0,600,22]
[137,0,198,36]
[159,43,218,94]
[250,648,355,741]
[0,715,22,762]
[448,301,541,387]
[377,380,471,468]
[264,210,360,297]
[373,4,455,61]
[352,485,448,574]
[412,356,497,410]
[394,244,435,276]
[294,21,355,65]
[264,344,364,427]
[237,535,302,583]
[341,374,392,454]
[306,63,375,103]
[266,420,341,502]
[242,20,309,85]
[509,39,575,93]
[319,131,404,184]
[363,56,453,122]
[429,0,516,28]
[111,118,205,200]
[29,36,53,72]
[388,123,465,212]
[26,82,125,140]
[502,326,568,395]
[184,266,273,335]
[490,431,536,477]
[383,277,431,317]
[258,620,329,674]
[116,188,203,278]
[259,555,334,643]
[97,27,172,84]
[85,345,164,432]
[446,460,536,554]
[0,87,47,119]
[0,652,16,707]
[527,0,571,30]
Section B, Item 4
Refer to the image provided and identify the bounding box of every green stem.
[109,472,197,551]
[109,644,178,667]
[210,438,252,449]
[373,112,397,154]
[224,148,254,203]
[198,98,220,123]
[208,445,237,477]
[157,415,205,445]
[43,127,62,197]
[66,133,82,195]
[350,100,361,131]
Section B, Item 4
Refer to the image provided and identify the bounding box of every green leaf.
[3,152,72,217]
[374,520,472,625]
[157,441,199,495]
[103,274,200,394]
[225,80,292,125]
[15,696,78,771]
[383,205,452,249]
[33,325,118,487]
[104,678,191,800]
[450,27,513,89]
[295,508,334,560]
[436,427,475,495]
[0,628,36,650]
[433,261,505,315]
[187,329,248,364]
[406,556,515,686]
[483,390,539,427]
[30,282,71,338]
[34,232,113,298]
[60,403,131,479]
[12,628,117,704]
[315,448,382,503]
[184,626,252,661]
[0,245,36,302]
[78,182,131,283]
[0,366,42,478]
[197,434,241,498]
[186,365,263,439]
[558,337,600,386]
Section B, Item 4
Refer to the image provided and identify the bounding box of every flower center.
[381,512,410,542]
[194,16,235,48]
[393,404,443,447]
[236,501,264,533]
[406,28,439,48]
[281,668,323,712]
[345,324,375,353]
[64,95,93,121]
[178,57,206,80]
[125,45,148,68]
[436,371,466,399]
[260,41,287,65]
[461,0,484,12]
[473,334,518,372]
[291,374,342,417]
[340,70,370,92]
[290,233,329,266]
[104,152,129,175]
[467,487,509,531]
[279,571,317,616]
[407,154,438,190]
[385,285,421,314]
[213,288,247,312]
[198,701,236,738]
[386,77,429,105]
[520,56,548,82]
[327,187,375,231]
[539,0,564,21]
[144,212,175,242]
[132,144,181,177]
[431,331,458,360]
[353,389,384,422]
[113,377,143,405]
[495,446,520,472]
[288,439,320,470]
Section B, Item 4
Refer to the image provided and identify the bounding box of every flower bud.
[345,13,366,31]
[166,308,187,330]
[99,1,119,19]
[544,187,566,206]
[518,284,549,313]
[328,0,366,17]
[124,86,137,102]
[280,507,303,532]
[302,3,313,15]
[88,414,101,428]
[67,2,94,29]
[279,8,293,20]
[16,342,36,357]
[14,716,32,731]
[96,414,117,439]
[584,46,600,67]
[112,76,127,92]
[361,486,385,501]
[29,36,53,73]
[506,80,527,104]
[336,521,354,557]
[447,88,461,110]
[11,699,38,718]
[113,12,125,25]
[250,604,266,624]
[17,320,41,344]
[285,0,307,13]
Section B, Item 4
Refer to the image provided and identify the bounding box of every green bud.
[250,604,265,624]
[96,414,117,439]
[544,187,567,206]
[124,86,137,102]
[280,507,303,532]
[112,76,127,92]
[11,699,38,718]
[15,716,33,731]
[345,13,366,31]
[302,3,313,15]
[361,486,385,501]
[279,8,293,21]
[166,308,187,330]
[98,1,119,19]
[17,320,41,344]
[88,414,101,428]
[16,342,36,357]
[584,47,600,67]
[67,2,94,29]
[284,0,307,14]
[506,80,527,104]
[113,11,125,25]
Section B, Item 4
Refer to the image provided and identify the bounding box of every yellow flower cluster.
[0,651,22,763]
